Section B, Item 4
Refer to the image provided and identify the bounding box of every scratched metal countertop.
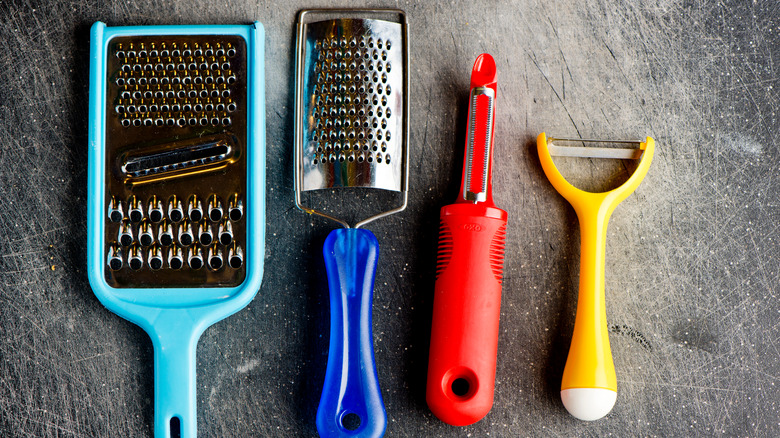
[1,0,778,437]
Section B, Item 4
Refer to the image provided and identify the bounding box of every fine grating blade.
[298,17,405,192]
[295,11,409,228]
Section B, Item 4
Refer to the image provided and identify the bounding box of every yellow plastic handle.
[537,133,654,393]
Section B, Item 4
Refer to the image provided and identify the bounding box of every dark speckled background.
[1,0,778,436]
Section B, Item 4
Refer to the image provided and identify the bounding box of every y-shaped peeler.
[537,133,654,421]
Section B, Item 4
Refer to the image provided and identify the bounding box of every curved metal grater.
[103,34,249,287]
[294,9,408,438]
[295,10,408,228]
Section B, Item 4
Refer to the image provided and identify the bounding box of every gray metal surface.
[0,0,778,437]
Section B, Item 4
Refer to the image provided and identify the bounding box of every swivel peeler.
[426,53,508,426]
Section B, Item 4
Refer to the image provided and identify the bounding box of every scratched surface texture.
[0,0,778,436]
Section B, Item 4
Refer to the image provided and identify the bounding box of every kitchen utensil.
[426,53,507,426]
[87,21,265,438]
[537,133,654,421]
[294,9,408,438]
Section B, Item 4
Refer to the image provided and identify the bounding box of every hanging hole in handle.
[451,378,470,397]
[443,367,478,401]
[340,412,361,431]
[170,416,181,438]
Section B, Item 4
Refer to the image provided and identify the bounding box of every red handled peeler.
[426,53,508,426]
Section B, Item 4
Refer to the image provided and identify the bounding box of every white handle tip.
[561,388,617,421]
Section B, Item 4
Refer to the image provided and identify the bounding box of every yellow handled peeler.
[537,133,654,421]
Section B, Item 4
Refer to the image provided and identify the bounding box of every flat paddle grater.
[294,9,409,438]
[87,21,265,438]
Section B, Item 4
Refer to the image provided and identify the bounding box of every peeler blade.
[464,87,495,202]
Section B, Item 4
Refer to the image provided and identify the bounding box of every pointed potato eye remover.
[537,133,654,421]
[426,53,508,426]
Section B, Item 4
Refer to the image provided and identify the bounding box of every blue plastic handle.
[151,312,200,438]
[317,228,387,438]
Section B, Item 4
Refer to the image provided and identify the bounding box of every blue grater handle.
[317,228,387,438]
[151,315,201,438]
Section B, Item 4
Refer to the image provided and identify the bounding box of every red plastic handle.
[426,202,507,426]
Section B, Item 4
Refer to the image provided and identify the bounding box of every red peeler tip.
[470,53,496,89]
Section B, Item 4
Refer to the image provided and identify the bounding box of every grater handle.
[426,203,507,426]
[317,228,387,438]
[152,322,200,438]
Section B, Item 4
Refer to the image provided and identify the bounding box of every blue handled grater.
[87,21,265,438]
